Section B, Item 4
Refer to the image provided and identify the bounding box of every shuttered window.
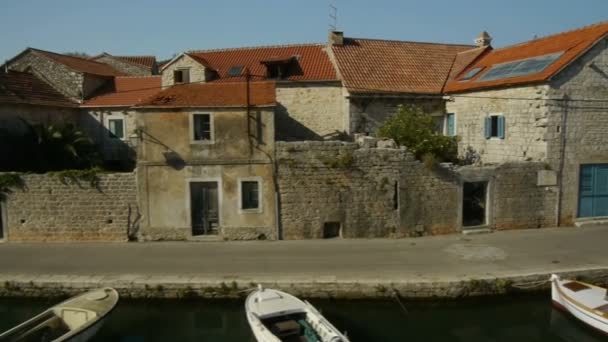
[446,113,455,136]
[192,114,212,141]
[484,115,505,139]
[108,119,125,139]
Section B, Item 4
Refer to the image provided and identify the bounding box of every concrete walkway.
[1,226,608,298]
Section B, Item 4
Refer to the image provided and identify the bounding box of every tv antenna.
[329,4,338,31]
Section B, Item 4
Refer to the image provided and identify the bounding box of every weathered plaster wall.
[1,172,137,241]
[349,97,445,135]
[547,36,608,224]
[94,56,153,76]
[276,141,557,239]
[275,82,347,140]
[80,108,135,162]
[161,55,207,88]
[136,107,277,240]
[446,85,551,164]
[8,51,84,101]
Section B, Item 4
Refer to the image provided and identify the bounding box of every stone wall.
[161,54,208,88]
[1,172,137,241]
[446,85,551,164]
[275,82,347,140]
[349,96,445,135]
[80,108,135,163]
[93,56,152,76]
[276,141,557,239]
[8,50,85,102]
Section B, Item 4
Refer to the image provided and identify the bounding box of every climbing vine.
[50,167,103,188]
[0,173,25,200]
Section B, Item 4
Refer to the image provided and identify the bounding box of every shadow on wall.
[274,104,322,141]
[80,113,135,171]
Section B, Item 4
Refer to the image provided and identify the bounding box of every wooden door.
[579,164,608,218]
[190,182,219,235]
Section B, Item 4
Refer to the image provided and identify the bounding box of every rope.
[391,289,409,315]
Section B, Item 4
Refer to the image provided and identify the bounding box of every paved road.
[1,226,607,283]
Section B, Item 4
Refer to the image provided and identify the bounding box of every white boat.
[245,285,350,342]
[551,274,608,335]
[0,287,119,342]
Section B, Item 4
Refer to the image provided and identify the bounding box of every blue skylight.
[477,52,564,82]
[227,66,244,77]
[459,67,484,81]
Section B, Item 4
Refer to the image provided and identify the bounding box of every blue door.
[579,164,608,217]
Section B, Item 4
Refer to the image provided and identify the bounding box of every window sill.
[239,208,263,214]
[190,140,215,145]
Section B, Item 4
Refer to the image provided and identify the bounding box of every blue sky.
[0,0,606,62]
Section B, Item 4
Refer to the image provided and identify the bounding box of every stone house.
[444,21,608,226]
[133,81,278,241]
[90,53,159,76]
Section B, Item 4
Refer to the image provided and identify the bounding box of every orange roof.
[91,53,157,69]
[445,21,608,93]
[82,76,161,107]
[187,44,337,82]
[448,46,491,80]
[0,70,76,107]
[32,49,124,77]
[331,38,475,94]
[138,81,276,108]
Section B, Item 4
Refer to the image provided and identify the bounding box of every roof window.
[477,52,563,82]
[459,67,484,81]
[227,66,244,77]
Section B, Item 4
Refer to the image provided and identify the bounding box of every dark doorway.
[0,204,3,240]
[190,182,219,236]
[323,222,341,238]
[463,182,487,227]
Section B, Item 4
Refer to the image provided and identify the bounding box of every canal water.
[0,294,604,341]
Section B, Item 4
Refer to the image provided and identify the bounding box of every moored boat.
[0,287,119,342]
[245,285,349,342]
[551,273,608,335]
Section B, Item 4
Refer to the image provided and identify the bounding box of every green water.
[0,295,604,341]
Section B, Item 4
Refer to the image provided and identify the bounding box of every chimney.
[328,30,344,46]
[475,31,492,47]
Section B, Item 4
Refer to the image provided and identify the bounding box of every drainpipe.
[556,94,569,226]
[245,68,253,156]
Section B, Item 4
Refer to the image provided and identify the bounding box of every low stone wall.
[1,172,137,241]
[277,141,558,239]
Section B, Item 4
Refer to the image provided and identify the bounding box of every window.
[478,52,563,82]
[241,180,260,210]
[174,69,190,84]
[108,118,124,139]
[227,66,244,77]
[267,64,287,79]
[445,113,456,136]
[460,67,484,81]
[192,114,212,142]
[484,115,505,139]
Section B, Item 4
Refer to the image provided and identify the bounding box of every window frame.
[238,177,263,214]
[445,113,456,136]
[189,112,214,144]
[484,114,505,140]
[174,68,191,84]
[104,114,127,141]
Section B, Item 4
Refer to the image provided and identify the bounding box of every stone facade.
[275,82,348,140]
[93,55,153,76]
[349,96,445,135]
[80,108,136,163]
[161,54,209,88]
[135,107,277,241]
[276,141,555,239]
[0,172,137,241]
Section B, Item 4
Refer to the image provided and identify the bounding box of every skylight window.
[459,67,484,81]
[227,66,244,77]
[478,52,563,82]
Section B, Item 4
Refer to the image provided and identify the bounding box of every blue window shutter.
[498,116,506,139]
[447,114,455,136]
[484,117,491,139]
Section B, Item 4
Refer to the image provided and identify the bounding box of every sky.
[0,0,606,62]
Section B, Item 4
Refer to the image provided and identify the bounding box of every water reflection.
[0,295,605,341]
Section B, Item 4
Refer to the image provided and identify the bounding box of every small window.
[484,115,505,139]
[108,118,124,139]
[192,114,212,141]
[446,113,455,136]
[174,69,190,84]
[460,67,484,81]
[227,66,244,77]
[241,181,260,210]
[267,64,287,79]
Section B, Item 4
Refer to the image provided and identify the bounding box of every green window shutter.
[484,117,491,139]
[498,116,506,139]
[446,114,455,136]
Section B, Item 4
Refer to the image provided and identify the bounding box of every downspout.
[245,68,253,156]
[556,94,569,226]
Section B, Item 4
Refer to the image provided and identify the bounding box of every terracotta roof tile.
[448,46,491,80]
[112,55,157,69]
[82,76,161,107]
[138,81,276,108]
[331,38,475,94]
[188,44,337,82]
[0,70,76,107]
[445,21,608,93]
[32,49,125,77]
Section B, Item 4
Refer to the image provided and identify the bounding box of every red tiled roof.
[187,44,337,82]
[0,70,76,107]
[82,76,161,107]
[32,49,124,77]
[331,38,475,94]
[138,81,276,108]
[445,21,608,93]
[113,55,157,69]
[448,46,491,80]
